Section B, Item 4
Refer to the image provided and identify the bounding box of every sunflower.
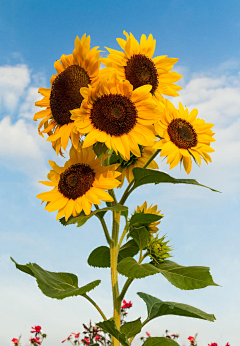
[110,146,159,187]
[33,34,101,155]
[71,75,162,161]
[136,201,163,234]
[100,31,182,101]
[36,146,121,221]
[154,99,215,174]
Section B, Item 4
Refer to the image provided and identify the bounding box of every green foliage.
[120,318,142,338]
[60,205,128,227]
[129,213,163,227]
[137,292,216,322]
[129,227,150,250]
[88,240,139,268]
[117,258,218,290]
[11,258,100,300]
[93,142,109,160]
[142,337,180,346]
[97,320,130,346]
[132,167,220,192]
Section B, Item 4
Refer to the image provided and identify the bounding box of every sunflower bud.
[147,234,173,264]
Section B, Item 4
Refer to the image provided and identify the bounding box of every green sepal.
[11,257,101,299]
[88,240,139,268]
[142,337,179,346]
[60,205,128,227]
[129,227,150,250]
[117,258,218,290]
[120,318,142,338]
[132,167,220,192]
[97,319,130,346]
[137,292,216,322]
[129,213,163,228]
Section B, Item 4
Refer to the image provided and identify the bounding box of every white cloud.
[19,86,43,120]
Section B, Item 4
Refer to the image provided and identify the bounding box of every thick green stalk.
[110,211,121,346]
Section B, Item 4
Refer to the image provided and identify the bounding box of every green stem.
[94,204,113,246]
[118,224,129,249]
[109,189,118,205]
[82,294,107,321]
[119,149,161,205]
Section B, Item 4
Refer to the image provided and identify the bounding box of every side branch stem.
[94,204,113,246]
[82,294,107,321]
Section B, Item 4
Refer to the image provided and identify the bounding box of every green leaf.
[118,239,139,261]
[88,246,110,268]
[129,213,163,227]
[132,168,220,193]
[88,240,139,268]
[60,205,128,227]
[143,337,179,346]
[137,292,216,322]
[117,257,159,279]
[117,258,218,290]
[155,260,219,290]
[11,258,101,299]
[93,142,109,159]
[120,318,142,338]
[129,227,150,250]
[97,320,130,346]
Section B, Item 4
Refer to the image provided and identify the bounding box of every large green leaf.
[129,227,150,250]
[120,318,142,338]
[11,258,100,299]
[60,205,128,227]
[88,240,139,268]
[155,260,218,290]
[132,168,220,192]
[143,337,179,346]
[137,292,216,322]
[97,320,130,346]
[129,213,163,227]
[117,258,218,290]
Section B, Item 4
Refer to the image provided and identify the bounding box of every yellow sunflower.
[34,34,101,155]
[136,202,163,234]
[36,146,121,221]
[71,75,162,161]
[112,146,159,187]
[100,31,182,101]
[154,99,215,174]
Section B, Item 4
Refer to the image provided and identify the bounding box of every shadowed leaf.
[97,320,130,346]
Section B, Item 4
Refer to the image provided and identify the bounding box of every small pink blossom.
[11,339,19,345]
[146,332,151,338]
[29,337,41,345]
[31,326,41,333]
[188,336,195,342]
[208,343,218,346]
[84,337,90,344]
[95,335,100,340]
[225,344,230,346]
[121,300,132,309]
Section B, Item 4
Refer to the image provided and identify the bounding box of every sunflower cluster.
[34,32,215,222]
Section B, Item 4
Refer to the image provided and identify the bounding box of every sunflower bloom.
[36,146,121,221]
[100,31,182,101]
[136,201,163,234]
[154,100,215,174]
[71,75,162,161]
[113,146,159,187]
[33,34,101,155]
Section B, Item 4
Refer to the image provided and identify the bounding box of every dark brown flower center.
[167,118,197,149]
[124,54,158,94]
[50,65,91,126]
[58,163,95,199]
[90,94,137,136]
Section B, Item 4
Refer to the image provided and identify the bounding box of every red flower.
[12,339,18,345]
[95,335,100,340]
[146,332,151,338]
[29,337,41,344]
[208,343,218,346]
[121,300,132,309]
[62,334,72,343]
[84,337,90,344]
[31,326,42,333]
[225,343,230,346]
[72,333,80,338]
[188,336,195,342]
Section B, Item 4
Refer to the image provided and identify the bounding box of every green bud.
[147,234,173,264]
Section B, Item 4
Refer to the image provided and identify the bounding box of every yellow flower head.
[154,99,215,174]
[100,31,182,101]
[36,146,121,221]
[34,34,101,155]
[136,201,163,234]
[71,75,163,161]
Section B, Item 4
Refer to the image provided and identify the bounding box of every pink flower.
[84,337,90,344]
[95,335,100,340]
[72,333,80,338]
[62,334,72,343]
[225,343,230,346]
[29,337,41,344]
[188,336,195,342]
[121,300,132,309]
[12,339,18,345]
[146,332,151,338]
[208,343,218,346]
[31,326,42,333]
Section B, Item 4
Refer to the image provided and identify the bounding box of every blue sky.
[0,1,240,345]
